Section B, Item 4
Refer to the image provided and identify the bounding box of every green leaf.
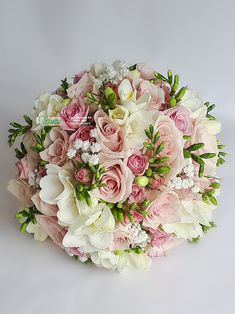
[153,131,160,144]
[200,153,216,159]
[183,149,191,159]
[143,142,154,150]
[23,115,32,126]
[155,142,165,155]
[84,191,92,207]
[187,143,204,152]
[145,129,152,140]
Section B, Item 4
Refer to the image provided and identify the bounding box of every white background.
[0,1,235,313]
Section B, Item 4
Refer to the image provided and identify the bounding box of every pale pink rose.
[66,247,88,260]
[31,192,58,216]
[133,78,165,111]
[137,63,154,80]
[190,120,218,176]
[94,109,126,159]
[40,127,69,166]
[143,191,181,229]
[129,210,144,223]
[96,159,134,203]
[153,113,185,180]
[75,168,92,185]
[148,231,182,257]
[7,179,34,207]
[73,71,87,84]
[16,155,34,180]
[60,96,89,130]
[37,216,67,248]
[110,226,134,251]
[22,131,40,169]
[125,150,148,175]
[149,229,173,247]
[128,184,146,204]
[69,125,94,145]
[165,105,193,135]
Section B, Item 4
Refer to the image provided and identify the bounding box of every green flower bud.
[145,168,153,177]
[135,176,149,187]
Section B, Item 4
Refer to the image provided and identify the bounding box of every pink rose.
[67,72,94,99]
[16,155,33,180]
[37,216,67,248]
[60,96,89,130]
[96,159,134,203]
[40,127,69,166]
[143,191,181,229]
[133,78,165,111]
[126,150,148,175]
[148,230,182,257]
[165,105,193,135]
[128,184,146,204]
[7,179,34,207]
[153,113,185,180]
[189,120,218,176]
[148,177,165,189]
[150,229,172,247]
[94,109,126,159]
[31,192,58,216]
[73,71,87,84]
[75,168,92,185]
[69,125,94,145]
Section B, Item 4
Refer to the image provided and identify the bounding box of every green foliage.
[30,126,52,152]
[204,101,216,120]
[8,115,32,146]
[15,206,40,232]
[152,70,186,107]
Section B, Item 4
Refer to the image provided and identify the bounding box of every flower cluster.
[8,61,225,272]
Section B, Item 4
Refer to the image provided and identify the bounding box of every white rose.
[162,200,216,240]
[90,250,119,270]
[180,89,206,119]
[117,253,151,273]
[124,110,153,149]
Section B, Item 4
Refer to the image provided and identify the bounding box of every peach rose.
[37,216,67,248]
[16,155,34,180]
[7,179,34,207]
[96,159,134,203]
[133,78,165,111]
[40,127,69,166]
[153,113,185,180]
[31,191,58,216]
[190,120,218,176]
[94,109,126,159]
[143,190,181,230]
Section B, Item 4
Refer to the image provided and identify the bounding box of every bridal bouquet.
[8,61,225,272]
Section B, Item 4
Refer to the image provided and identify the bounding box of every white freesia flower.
[62,203,115,253]
[118,79,151,113]
[109,105,129,126]
[117,253,151,273]
[162,200,216,240]
[39,165,79,225]
[90,250,119,270]
[180,89,206,119]
[33,93,64,129]
[124,110,153,149]
[204,119,221,135]
[26,220,48,241]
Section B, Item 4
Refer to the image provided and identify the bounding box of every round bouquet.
[8,61,225,272]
